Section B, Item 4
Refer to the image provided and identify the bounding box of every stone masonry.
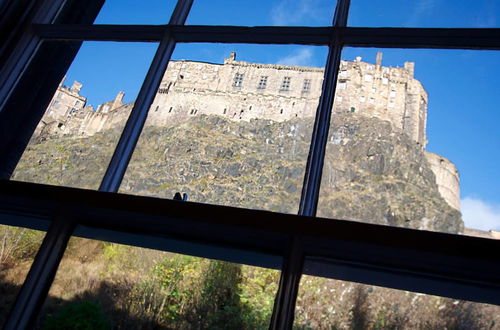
[35,52,460,211]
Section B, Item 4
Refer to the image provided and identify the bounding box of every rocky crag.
[14,113,462,233]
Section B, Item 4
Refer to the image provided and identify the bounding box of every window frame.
[280,76,291,91]
[0,0,499,329]
[233,72,244,87]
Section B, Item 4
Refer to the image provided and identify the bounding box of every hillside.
[14,113,462,233]
[3,113,491,329]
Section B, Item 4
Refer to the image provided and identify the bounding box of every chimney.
[224,51,237,65]
[404,61,415,78]
[355,56,362,63]
[111,91,125,110]
[376,52,383,66]
[71,81,82,94]
[115,91,124,103]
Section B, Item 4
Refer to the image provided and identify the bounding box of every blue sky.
[61,0,500,231]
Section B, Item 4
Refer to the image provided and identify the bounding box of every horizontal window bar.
[1,180,499,305]
[32,24,500,49]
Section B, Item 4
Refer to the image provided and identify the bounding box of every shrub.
[0,225,44,265]
[42,301,111,330]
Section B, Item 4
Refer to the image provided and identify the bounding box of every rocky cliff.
[13,113,463,233]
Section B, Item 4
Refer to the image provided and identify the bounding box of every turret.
[71,81,82,94]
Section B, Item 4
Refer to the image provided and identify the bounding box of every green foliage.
[42,301,111,330]
[0,225,44,265]
[238,266,280,328]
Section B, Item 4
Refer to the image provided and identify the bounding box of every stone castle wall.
[146,52,428,147]
[425,152,461,210]
[35,52,459,211]
[38,52,428,147]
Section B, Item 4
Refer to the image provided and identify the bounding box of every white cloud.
[461,197,500,231]
[277,48,313,66]
[270,0,323,26]
[406,0,437,26]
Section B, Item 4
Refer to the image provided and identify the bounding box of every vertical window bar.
[98,0,194,193]
[270,1,351,329]
[5,1,193,328]
[299,0,350,217]
[4,216,76,330]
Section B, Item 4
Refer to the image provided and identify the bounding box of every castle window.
[372,87,376,93]
[389,101,395,107]
[390,90,396,98]
[360,96,366,102]
[302,79,311,93]
[233,73,244,87]
[74,100,81,107]
[350,107,356,112]
[337,96,343,102]
[364,74,373,82]
[168,107,173,113]
[56,92,63,99]
[369,97,375,104]
[338,82,346,90]
[257,76,268,89]
[280,109,283,114]
[280,77,291,91]
[383,77,388,85]
[223,108,227,114]
[339,70,348,78]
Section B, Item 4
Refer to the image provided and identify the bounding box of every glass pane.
[12,42,157,190]
[187,0,336,26]
[38,236,281,329]
[93,0,177,25]
[318,48,500,237]
[294,274,500,328]
[121,44,328,214]
[349,0,499,27]
[0,224,45,327]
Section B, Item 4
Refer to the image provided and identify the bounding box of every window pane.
[0,224,45,327]
[121,44,328,214]
[12,42,157,190]
[318,48,500,237]
[93,0,177,25]
[294,273,500,328]
[187,0,336,26]
[38,235,281,329]
[349,0,499,27]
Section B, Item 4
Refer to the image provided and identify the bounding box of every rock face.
[320,113,462,233]
[13,113,463,234]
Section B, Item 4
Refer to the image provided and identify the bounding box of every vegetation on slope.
[0,114,482,329]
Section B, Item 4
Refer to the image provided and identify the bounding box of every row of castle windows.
[233,73,311,93]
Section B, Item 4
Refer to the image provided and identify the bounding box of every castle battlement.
[39,52,429,147]
[35,52,460,211]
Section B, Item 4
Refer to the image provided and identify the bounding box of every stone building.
[35,52,460,211]
[148,52,428,148]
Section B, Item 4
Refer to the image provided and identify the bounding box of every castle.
[34,52,460,211]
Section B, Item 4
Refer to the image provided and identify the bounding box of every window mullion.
[98,0,194,193]
[4,216,76,330]
[270,1,351,328]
